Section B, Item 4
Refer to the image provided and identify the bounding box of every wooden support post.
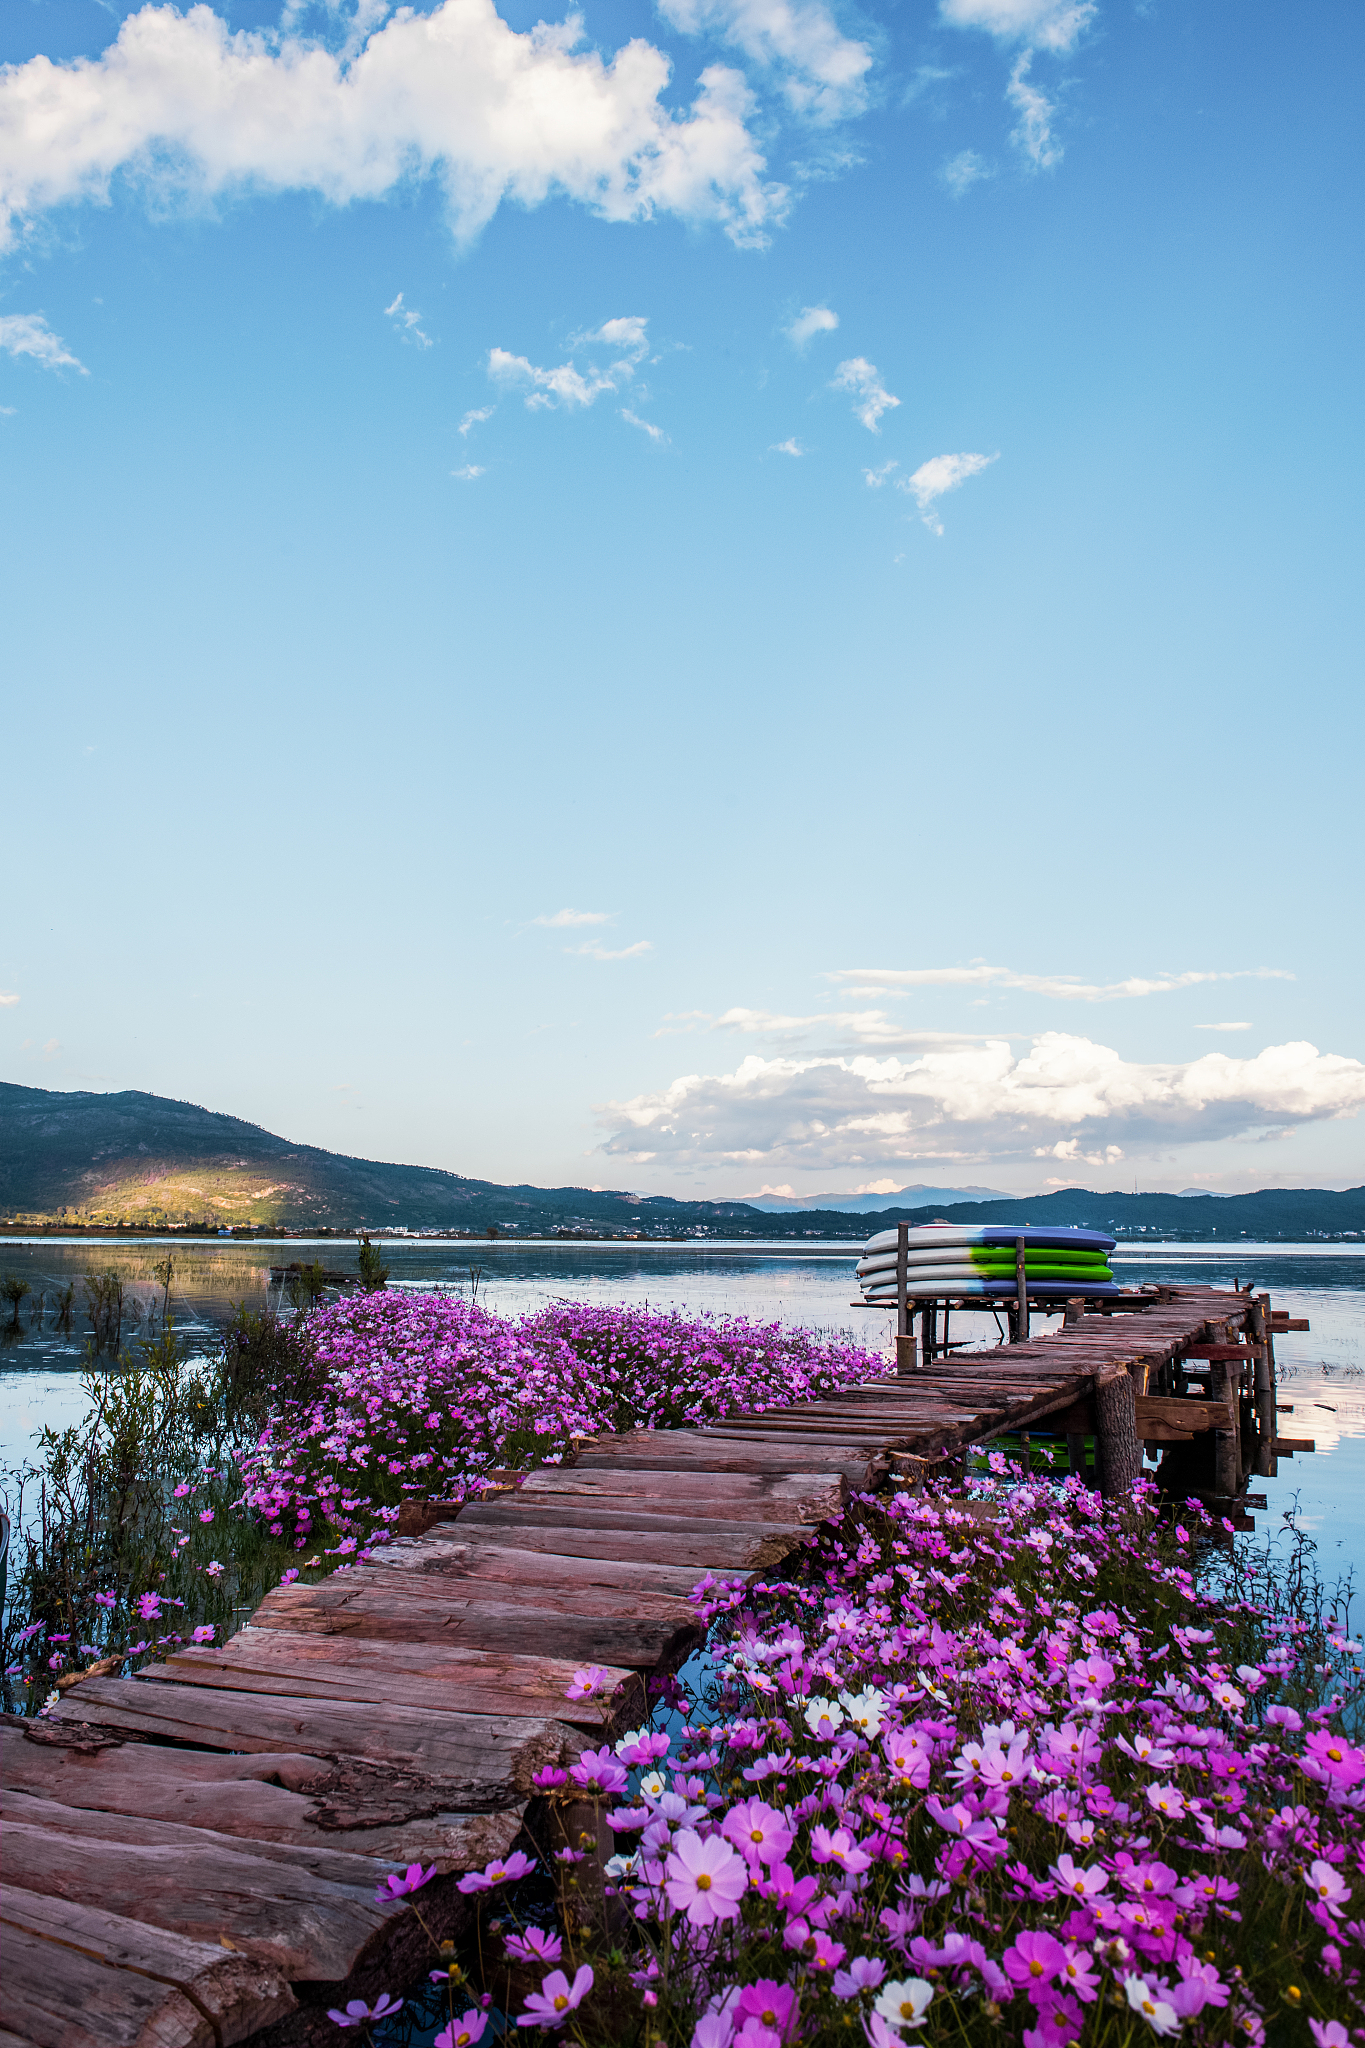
[1208,1351,1240,1499]
[1094,1361,1141,1498]
[896,1223,909,1345]
[1064,1296,1084,1327]
[1067,1431,1089,1479]
[896,1330,917,1376]
[1012,1236,1028,1344]
[1252,1292,1278,1478]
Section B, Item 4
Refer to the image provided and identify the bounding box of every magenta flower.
[1308,2023,1350,2048]
[531,1766,569,1790]
[722,1799,794,1865]
[1303,1730,1365,1787]
[1002,1931,1066,2001]
[692,2015,735,2048]
[568,1747,629,1798]
[1144,1782,1185,1819]
[327,1994,404,2027]
[516,1965,593,2029]
[565,1665,611,1700]
[375,1861,437,1903]
[1304,1859,1350,1918]
[737,1981,797,2038]
[457,1850,537,1894]
[665,1829,749,1927]
[135,1593,162,1621]
[504,1927,563,1964]
[434,2013,487,2048]
[832,1958,887,2001]
[190,1624,216,1644]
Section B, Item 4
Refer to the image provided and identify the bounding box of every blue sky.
[2,0,1362,1201]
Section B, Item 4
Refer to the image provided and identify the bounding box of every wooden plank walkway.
[0,1284,1264,2048]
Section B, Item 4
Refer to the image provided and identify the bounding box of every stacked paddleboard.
[856,1224,1120,1303]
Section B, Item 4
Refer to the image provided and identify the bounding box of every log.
[0,1724,524,1868]
[250,1584,693,1667]
[2,1793,395,1979]
[513,1467,848,1521]
[442,1511,811,1572]
[50,1680,577,1794]
[0,1883,298,2047]
[1093,1363,1141,1498]
[360,1534,709,1599]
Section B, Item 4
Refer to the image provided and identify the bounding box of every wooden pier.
[0,1284,1302,2047]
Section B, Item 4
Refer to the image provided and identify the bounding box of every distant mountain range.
[2,1083,1361,1242]
[745,1183,1010,1213]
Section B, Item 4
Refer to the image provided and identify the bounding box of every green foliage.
[357,1233,390,1291]
[2,1274,30,1326]
[286,1258,328,1316]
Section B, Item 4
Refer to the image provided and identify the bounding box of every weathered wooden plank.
[364,1533,711,1599]
[0,1726,524,1869]
[49,1679,576,1792]
[152,1631,642,1722]
[3,1793,395,1979]
[444,1513,811,1571]
[576,1434,878,1480]
[249,1583,696,1665]
[0,1884,298,2048]
[514,1467,848,1519]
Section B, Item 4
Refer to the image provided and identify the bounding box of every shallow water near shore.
[1,1234,1361,1604]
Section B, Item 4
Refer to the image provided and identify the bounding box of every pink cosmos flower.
[1051,1855,1108,1899]
[435,2012,488,2048]
[1058,1945,1099,2003]
[457,1850,536,1894]
[665,1830,748,1927]
[1308,2024,1350,2048]
[190,1625,216,1644]
[565,1665,611,1701]
[692,2016,736,2048]
[1144,1782,1185,1819]
[327,1994,404,2027]
[809,1826,873,1875]
[833,1958,887,2000]
[569,1747,629,1798]
[1304,1730,1365,1787]
[1304,1859,1350,1918]
[1002,1932,1066,2001]
[505,1927,563,1964]
[737,1981,797,2038]
[531,1766,569,1790]
[517,1965,593,2029]
[135,1593,162,1621]
[722,1799,794,1866]
[198,1509,215,1523]
[807,1933,847,1976]
[93,1591,116,1609]
[376,1861,437,1903]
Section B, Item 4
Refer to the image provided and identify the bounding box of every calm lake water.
[2,1235,1361,1606]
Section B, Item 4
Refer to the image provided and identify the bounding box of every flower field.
[424,1472,1362,2048]
[239,1292,882,1549]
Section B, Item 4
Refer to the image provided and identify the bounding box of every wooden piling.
[1093,1361,1141,1497]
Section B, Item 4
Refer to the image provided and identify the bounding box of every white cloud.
[770,436,803,455]
[384,290,432,347]
[828,963,1294,1003]
[785,303,838,348]
[0,312,87,373]
[659,0,870,121]
[451,462,484,478]
[832,356,899,433]
[863,459,897,487]
[536,908,612,927]
[621,407,667,442]
[576,939,653,960]
[939,148,994,197]
[489,317,653,411]
[1006,52,1062,168]
[459,406,494,436]
[0,991,18,1006]
[0,1,784,257]
[1197,1021,1253,1033]
[899,449,996,532]
[597,1035,1365,1170]
[938,0,1095,54]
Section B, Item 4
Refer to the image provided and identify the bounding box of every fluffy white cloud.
[621,407,667,441]
[1197,1021,1253,1033]
[659,0,870,121]
[459,405,493,435]
[384,291,432,347]
[939,0,1095,54]
[0,991,18,1007]
[828,963,1293,1003]
[785,302,838,347]
[451,462,484,477]
[939,148,993,197]
[0,312,87,372]
[832,356,899,432]
[577,939,653,959]
[863,459,897,487]
[489,315,652,409]
[770,436,803,455]
[0,0,784,255]
[898,450,996,531]
[536,908,612,926]
[597,1035,1365,1169]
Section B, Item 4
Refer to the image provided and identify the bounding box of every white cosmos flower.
[804,1696,845,1737]
[839,1685,887,1736]
[1124,1975,1180,2036]
[873,1978,934,2031]
[638,1771,668,1801]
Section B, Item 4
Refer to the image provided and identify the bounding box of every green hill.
[1,1083,1360,1241]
